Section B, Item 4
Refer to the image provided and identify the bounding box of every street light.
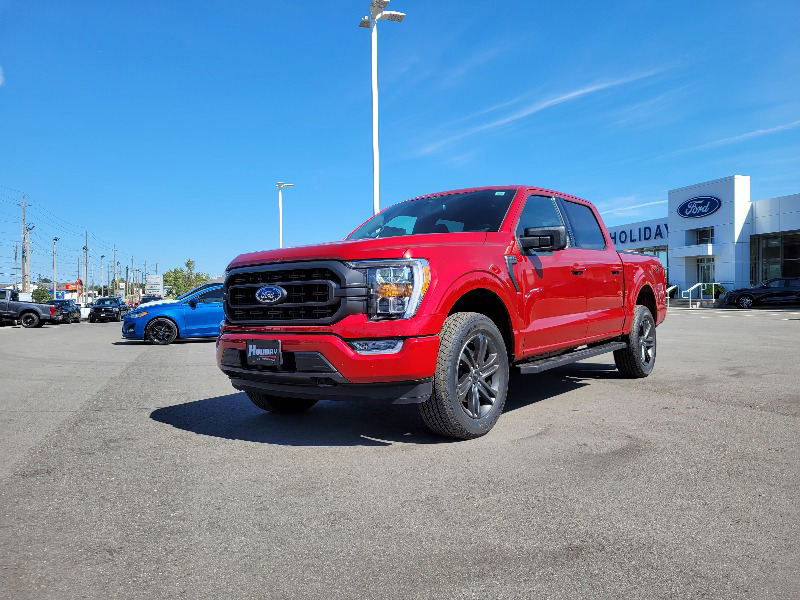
[276,182,294,249]
[100,255,105,296]
[359,0,406,215]
[52,237,59,300]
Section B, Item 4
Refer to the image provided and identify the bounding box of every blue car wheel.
[146,318,178,345]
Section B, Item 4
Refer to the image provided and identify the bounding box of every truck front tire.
[614,305,656,378]
[245,391,318,414]
[419,312,509,440]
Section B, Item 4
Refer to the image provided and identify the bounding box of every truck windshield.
[95,298,117,306]
[347,189,516,240]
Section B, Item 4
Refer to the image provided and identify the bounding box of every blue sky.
[1,0,799,280]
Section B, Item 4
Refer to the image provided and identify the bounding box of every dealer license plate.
[245,340,282,367]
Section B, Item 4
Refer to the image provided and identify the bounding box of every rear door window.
[560,200,607,250]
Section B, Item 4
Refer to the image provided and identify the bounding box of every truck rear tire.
[419,312,509,440]
[20,312,40,328]
[245,391,318,414]
[614,305,656,378]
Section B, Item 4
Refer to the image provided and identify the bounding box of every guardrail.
[679,281,734,308]
[666,285,678,307]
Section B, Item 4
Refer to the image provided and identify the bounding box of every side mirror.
[519,225,567,252]
[188,298,198,308]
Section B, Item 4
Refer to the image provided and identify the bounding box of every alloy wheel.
[638,315,656,366]
[149,320,176,344]
[456,332,501,419]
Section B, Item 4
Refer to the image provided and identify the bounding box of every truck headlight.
[349,259,430,319]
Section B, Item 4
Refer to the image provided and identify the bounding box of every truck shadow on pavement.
[149,363,614,447]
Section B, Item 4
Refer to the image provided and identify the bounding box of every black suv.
[47,299,81,323]
[89,297,128,322]
[723,277,800,308]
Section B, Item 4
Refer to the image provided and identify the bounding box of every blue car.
[122,284,223,344]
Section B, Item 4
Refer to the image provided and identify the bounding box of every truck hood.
[227,233,488,269]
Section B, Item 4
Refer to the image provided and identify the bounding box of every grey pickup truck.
[0,289,61,328]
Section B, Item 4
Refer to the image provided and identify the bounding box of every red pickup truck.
[217,186,666,439]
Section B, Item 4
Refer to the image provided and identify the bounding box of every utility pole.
[155,262,158,275]
[83,230,89,305]
[113,245,117,296]
[125,265,129,299]
[100,255,105,296]
[21,195,31,292]
[53,237,59,299]
[131,256,134,299]
[14,243,19,290]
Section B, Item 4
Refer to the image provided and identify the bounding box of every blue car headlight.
[127,311,149,319]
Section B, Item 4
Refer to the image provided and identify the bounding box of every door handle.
[571,264,586,275]
[611,268,621,275]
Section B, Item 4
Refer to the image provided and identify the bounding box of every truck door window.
[515,195,564,238]
[560,200,607,250]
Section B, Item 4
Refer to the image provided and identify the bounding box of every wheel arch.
[446,288,515,360]
[635,284,657,319]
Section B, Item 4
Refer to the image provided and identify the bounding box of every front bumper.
[91,310,121,320]
[122,318,145,339]
[217,331,439,403]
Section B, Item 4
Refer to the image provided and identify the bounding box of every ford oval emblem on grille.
[255,285,287,305]
[677,196,721,218]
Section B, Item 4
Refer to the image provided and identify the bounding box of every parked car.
[89,297,128,322]
[0,289,61,327]
[47,299,81,323]
[216,185,667,439]
[122,284,223,344]
[722,277,800,308]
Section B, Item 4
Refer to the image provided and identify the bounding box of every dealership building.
[605,175,800,293]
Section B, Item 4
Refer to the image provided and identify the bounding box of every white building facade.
[606,175,800,292]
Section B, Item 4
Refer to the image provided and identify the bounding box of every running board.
[517,342,627,375]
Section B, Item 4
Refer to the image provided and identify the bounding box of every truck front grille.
[224,261,367,325]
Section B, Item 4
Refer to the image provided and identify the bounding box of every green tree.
[163,259,210,297]
[32,287,51,303]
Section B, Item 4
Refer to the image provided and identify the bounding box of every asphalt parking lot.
[1,309,798,599]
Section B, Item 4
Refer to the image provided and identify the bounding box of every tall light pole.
[359,0,406,215]
[53,237,59,299]
[276,182,294,248]
[100,255,105,296]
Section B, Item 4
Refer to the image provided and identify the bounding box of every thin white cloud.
[658,118,800,158]
[438,44,510,88]
[417,69,663,155]
[601,199,667,215]
[0,66,4,86]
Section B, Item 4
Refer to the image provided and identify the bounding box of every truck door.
[558,198,625,340]
[512,194,587,354]
[182,286,223,336]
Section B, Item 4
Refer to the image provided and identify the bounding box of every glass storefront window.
[784,233,800,278]
[761,236,782,281]
[751,231,800,283]
[697,257,715,283]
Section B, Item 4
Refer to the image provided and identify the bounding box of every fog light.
[349,339,404,355]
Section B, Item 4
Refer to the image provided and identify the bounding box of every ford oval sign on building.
[677,196,722,218]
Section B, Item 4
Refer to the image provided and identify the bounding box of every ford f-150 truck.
[0,289,61,327]
[217,186,667,439]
